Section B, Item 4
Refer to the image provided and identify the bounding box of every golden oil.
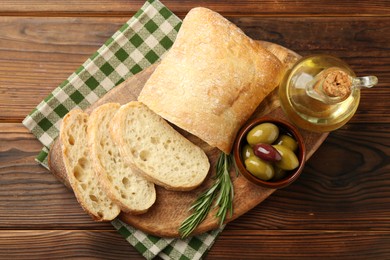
[279,55,377,132]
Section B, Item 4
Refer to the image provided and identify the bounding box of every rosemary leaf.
[179,152,236,238]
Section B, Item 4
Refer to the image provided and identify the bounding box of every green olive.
[246,123,279,145]
[272,167,287,181]
[273,145,299,170]
[244,156,274,181]
[241,144,255,160]
[275,134,298,152]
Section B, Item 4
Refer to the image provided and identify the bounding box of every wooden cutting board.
[48,41,328,238]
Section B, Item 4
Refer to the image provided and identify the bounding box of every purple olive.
[253,143,282,162]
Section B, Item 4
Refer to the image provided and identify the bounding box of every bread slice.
[110,101,210,191]
[60,109,120,221]
[88,103,156,214]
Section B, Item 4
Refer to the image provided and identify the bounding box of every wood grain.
[1,0,390,258]
[210,230,390,259]
[2,123,389,230]
[0,17,127,123]
[228,124,390,231]
[2,119,388,223]
[0,123,113,229]
[1,230,389,259]
[0,17,389,122]
[0,230,143,259]
[0,1,389,16]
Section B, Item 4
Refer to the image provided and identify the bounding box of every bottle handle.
[351,76,378,89]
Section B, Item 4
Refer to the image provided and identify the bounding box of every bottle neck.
[306,67,378,105]
[306,67,352,105]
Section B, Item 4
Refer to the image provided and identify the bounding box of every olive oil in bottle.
[279,55,378,132]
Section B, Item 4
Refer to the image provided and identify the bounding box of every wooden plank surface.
[210,230,390,259]
[0,1,389,16]
[2,123,388,230]
[1,230,389,259]
[0,16,389,122]
[1,0,389,258]
[0,230,141,259]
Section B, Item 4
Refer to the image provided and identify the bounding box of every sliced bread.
[110,101,210,191]
[60,109,120,221]
[88,103,156,214]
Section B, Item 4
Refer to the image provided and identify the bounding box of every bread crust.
[138,7,284,154]
[110,101,210,191]
[88,103,156,214]
[60,109,120,221]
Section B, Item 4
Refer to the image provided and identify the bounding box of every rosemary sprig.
[179,152,237,238]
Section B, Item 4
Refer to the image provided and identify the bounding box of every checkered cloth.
[22,0,224,259]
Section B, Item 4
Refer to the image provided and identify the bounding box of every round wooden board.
[48,41,328,238]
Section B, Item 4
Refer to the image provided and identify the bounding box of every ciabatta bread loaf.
[60,109,120,221]
[110,101,210,191]
[138,7,284,154]
[88,103,156,214]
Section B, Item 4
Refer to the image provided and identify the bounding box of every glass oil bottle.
[279,55,378,132]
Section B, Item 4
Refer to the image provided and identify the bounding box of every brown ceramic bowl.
[233,116,306,189]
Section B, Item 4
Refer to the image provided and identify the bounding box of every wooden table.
[1,1,389,259]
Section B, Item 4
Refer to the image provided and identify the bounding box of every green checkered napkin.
[22,0,223,259]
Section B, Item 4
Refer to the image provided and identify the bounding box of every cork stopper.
[322,68,352,100]
[310,67,353,103]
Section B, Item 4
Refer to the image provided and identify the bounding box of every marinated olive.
[273,145,299,170]
[244,156,274,181]
[272,167,286,181]
[275,134,298,152]
[246,123,279,145]
[253,143,281,162]
[241,144,255,160]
